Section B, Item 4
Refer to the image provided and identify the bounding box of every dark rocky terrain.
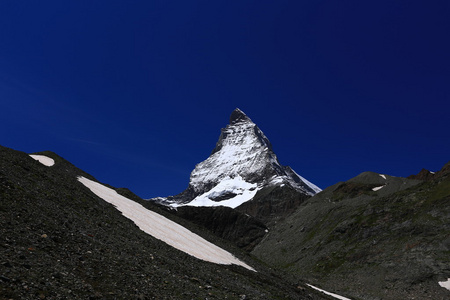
[2,142,448,300]
[165,206,268,252]
[0,145,330,300]
[236,184,311,228]
[252,165,450,300]
[160,184,311,253]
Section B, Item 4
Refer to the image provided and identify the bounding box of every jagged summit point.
[230,108,252,124]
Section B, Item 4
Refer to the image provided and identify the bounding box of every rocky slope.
[0,145,329,299]
[252,164,450,300]
[166,206,268,252]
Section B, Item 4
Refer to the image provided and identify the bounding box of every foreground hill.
[252,165,450,300]
[0,145,328,299]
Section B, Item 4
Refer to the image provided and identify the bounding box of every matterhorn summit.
[152,108,321,209]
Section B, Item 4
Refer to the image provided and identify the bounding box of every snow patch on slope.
[306,284,351,300]
[372,185,385,191]
[439,278,450,291]
[78,176,255,271]
[176,176,259,209]
[29,155,55,167]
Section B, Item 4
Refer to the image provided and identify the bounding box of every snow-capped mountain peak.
[152,108,321,208]
[190,108,275,192]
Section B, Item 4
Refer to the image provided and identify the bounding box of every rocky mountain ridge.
[252,163,450,300]
[151,108,320,210]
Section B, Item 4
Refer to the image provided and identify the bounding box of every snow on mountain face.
[190,109,277,192]
[174,175,258,209]
[155,108,321,208]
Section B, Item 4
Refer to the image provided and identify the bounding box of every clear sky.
[1,1,449,198]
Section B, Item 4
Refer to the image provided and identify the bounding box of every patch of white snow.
[380,174,386,180]
[372,185,385,191]
[306,284,351,300]
[179,176,259,209]
[269,176,285,185]
[439,278,450,291]
[29,155,55,167]
[78,176,255,271]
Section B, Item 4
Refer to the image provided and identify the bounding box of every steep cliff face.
[152,108,320,210]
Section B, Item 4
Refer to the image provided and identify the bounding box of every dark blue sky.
[1,1,449,198]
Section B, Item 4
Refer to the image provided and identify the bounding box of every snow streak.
[78,176,255,271]
[306,284,351,300]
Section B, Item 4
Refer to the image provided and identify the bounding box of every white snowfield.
[306,284,351,300]
[29,154,55,167]
[372,185,385,191]
[439,278,450,291]
[175,175,259,209]
[78,176,255,271]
